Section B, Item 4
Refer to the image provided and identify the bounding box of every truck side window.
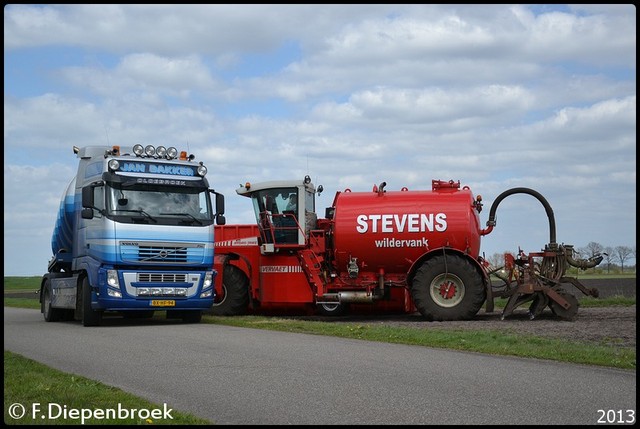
[94,186,105,216]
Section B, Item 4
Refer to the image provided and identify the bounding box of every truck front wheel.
[82,277,102,327]
[42,280,62,322]
[209,265,249,316]
[411,254,486,321]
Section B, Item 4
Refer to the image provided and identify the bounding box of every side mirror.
[81,207,94,219]
[82,185,94,208]
[215,192,225,215]
[216,214,226,225]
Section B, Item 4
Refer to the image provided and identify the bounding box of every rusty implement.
[489,244,601,321]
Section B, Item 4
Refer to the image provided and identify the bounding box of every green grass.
[3,351,213,425]
[203,312,635,370]
[4,298,42,308]
[4,276,42,292]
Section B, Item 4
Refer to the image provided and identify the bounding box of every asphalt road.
[3,307,636,425]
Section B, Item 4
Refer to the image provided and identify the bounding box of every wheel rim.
[429,273,465,308]
[212,285,227,307]
[321,303,340,312]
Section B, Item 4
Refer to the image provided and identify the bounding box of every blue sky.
[4,4,636,276]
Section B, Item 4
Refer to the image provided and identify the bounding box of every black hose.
[486,187,556,246]
[563,244,604,269]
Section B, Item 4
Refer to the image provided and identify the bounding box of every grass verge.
[203,312,635,370]
[3,351,213,425]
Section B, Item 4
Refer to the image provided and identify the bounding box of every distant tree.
[487,252,506,269]
[584,241,604,258]
[579,242,604,273]
[602,246,616,274]
[614,246,633,273]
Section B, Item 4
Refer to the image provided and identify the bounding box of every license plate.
[151,300,175,307]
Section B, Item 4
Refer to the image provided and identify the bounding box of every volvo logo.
[158,250,168,258]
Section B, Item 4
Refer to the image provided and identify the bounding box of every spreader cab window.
[252,188,300,245]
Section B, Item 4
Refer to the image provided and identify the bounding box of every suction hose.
[480,187,556,248]
[479,187,603,281]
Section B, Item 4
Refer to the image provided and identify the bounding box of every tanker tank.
[331,183,483,273]
[50,177,76,266]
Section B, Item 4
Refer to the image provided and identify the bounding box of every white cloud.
[3,4,636,275]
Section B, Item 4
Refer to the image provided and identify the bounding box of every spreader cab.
[236,175,320,253]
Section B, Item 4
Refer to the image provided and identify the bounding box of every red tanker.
[211,176,602,321]
[331,181,482,272]
[212,177,489,320]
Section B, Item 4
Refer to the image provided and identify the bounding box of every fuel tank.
[331,180,482,273]
[51,177,76,259]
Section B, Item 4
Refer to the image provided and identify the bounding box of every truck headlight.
[203,271,213,289]
[200,271,213,298]
[107,270,120,288]
[107,269,122,298]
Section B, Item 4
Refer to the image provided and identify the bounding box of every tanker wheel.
[411,254,486,321]
[549,290,579,321]
[42,280,62,322]
[81,277,102,327]
[209,265,249,316]
[316,302,350,317]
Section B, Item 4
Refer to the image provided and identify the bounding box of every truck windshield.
[106,185,212,225]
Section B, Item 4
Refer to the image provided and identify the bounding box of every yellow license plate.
[151,300,175,307]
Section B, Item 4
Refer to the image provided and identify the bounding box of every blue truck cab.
[41,144,225,326]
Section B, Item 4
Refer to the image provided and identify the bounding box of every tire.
[42,280,62,322]
[209,265,249,316]
[82,277,102,327]
[411,254,486,321]
[316,302,350,317]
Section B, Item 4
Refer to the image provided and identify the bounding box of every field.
[281,277,635,348]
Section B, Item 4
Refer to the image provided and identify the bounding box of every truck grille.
[120,241,204,264]
[137,273,187,283]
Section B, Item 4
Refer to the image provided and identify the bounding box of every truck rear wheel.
[411,254,486,321]
[210,265,249,316]
[82,277,102,327]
